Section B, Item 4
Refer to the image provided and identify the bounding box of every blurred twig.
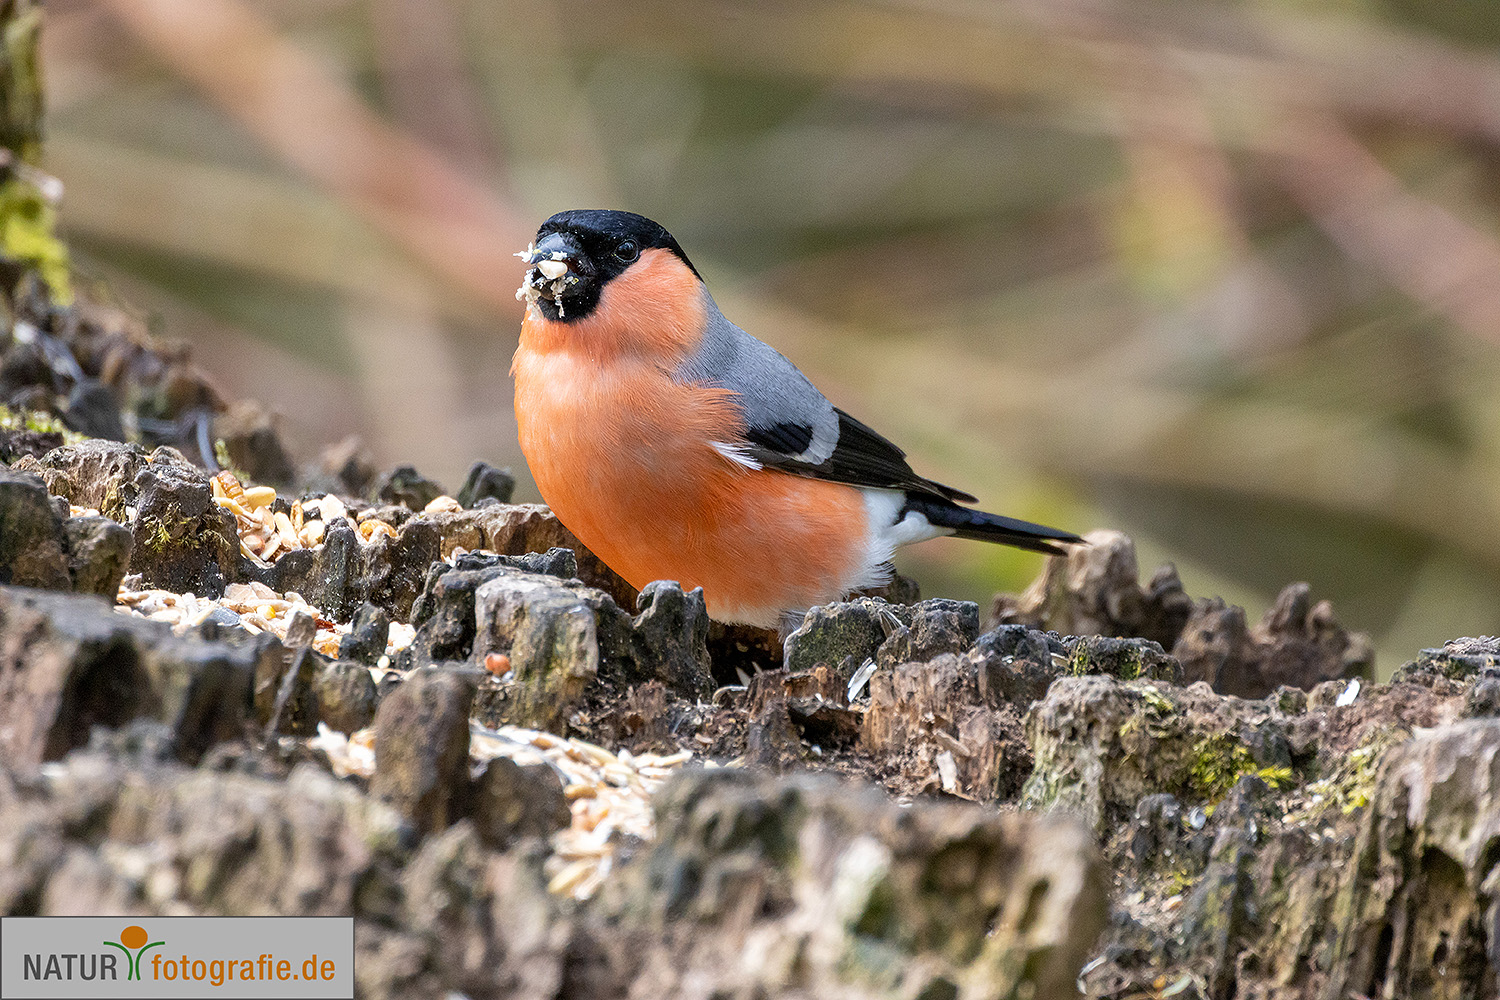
[46,134,443,310]
[1264,114,1500,347]
[94,0,530,312]
[547,1,1500,327]
[865,345,1500,572]
[368,0,500,179]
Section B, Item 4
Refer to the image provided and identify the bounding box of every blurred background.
[34,0,1500,670]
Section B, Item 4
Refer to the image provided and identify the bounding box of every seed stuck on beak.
[516,248,579,318]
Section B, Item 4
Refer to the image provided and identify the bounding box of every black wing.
[739,408,1083,555]
[743,420,815,456]
[743,407,977,504]
[672,305,1080,554]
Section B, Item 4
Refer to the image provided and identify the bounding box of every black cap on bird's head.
[516,209,700,322]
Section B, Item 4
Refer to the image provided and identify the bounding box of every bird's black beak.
[516,230,595,319]
[531,231,589,273]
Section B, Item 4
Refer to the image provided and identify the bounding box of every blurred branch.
[368,0,500,179]
[459,0,623,208]
[93,0,530,313]
[723,292,1493,577]
[558,0,1500,350]
[86,0,1500,350]
[922,0,1500,150]
[46,133,465,314]
[1002,0,1500,348]
[870,346,1500,572]
[1032,0,1500,149]
[1264,114,1500,348]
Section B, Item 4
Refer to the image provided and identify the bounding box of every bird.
[511,209,1081,629]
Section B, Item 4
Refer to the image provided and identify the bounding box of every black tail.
[902,494,1083,556]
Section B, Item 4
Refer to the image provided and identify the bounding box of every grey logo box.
[1,916,353,999]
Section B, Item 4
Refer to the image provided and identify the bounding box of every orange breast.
[512,271,869,626]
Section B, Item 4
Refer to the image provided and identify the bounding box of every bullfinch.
[511,209,1081,629]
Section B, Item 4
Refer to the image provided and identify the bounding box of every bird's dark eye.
[614,240,640,263]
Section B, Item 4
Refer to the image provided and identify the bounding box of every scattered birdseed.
[514,245,577,318]
[210,470,399,566]
[115,579,415,663]
[423,494,462,514]
[475,723,697,900]
[115,470,687,900]
[309,723,375,780]
[312,720,698,901]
